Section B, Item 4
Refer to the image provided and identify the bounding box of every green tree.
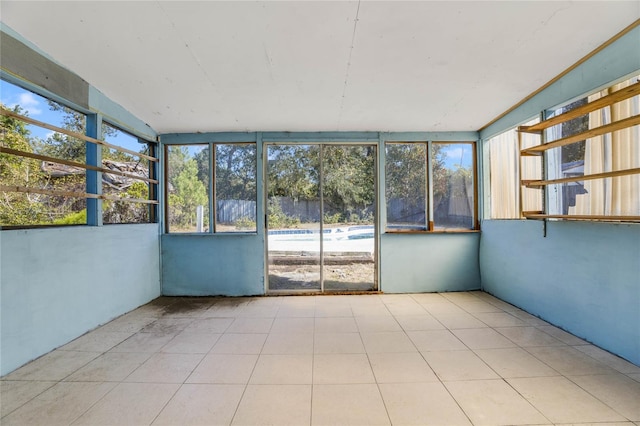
[0,104,48,225]
[39,101,127,162]
[267,145,320,201]
[322,145,375,222]
[168,158,208,230]
[193,147,210,190]
[215,144,256,201]
[385,144,426,221]
[560,98,588,164]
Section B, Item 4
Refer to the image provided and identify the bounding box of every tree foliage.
[266,145,376,225]
[1,98,152,226]
[386,143,426,216]
[268,145,320,201]
[167,146,208,230]
[1,104,48,225]
[560,98,588,164]
[215,144,256,201]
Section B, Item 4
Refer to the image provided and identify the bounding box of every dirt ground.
[268,262,376,291]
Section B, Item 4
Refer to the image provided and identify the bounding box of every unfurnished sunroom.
[0,2,639,422]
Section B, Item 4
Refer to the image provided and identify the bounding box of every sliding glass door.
[266,144,376,292]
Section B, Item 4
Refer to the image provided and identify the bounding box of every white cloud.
[444,147,463,160]
[442,146,472,168]
[17,92,43,115]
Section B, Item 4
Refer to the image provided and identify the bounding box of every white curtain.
[489,130,518,218]
[488,118,542,218]
[571,77,640,216]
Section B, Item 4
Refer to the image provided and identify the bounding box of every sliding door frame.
[264,141,379,294]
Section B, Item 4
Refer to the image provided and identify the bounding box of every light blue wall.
[161,233,481,296]
[161,234,265,296]
[480,220,640,365]
[0,225,161,376]
[381,233,480,293]
[478,24,640,365]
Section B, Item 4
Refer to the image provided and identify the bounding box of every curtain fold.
[488,118,541,218]
[572,77,640,216]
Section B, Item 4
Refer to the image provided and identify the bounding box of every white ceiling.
[2,1,639,134]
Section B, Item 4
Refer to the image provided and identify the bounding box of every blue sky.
[439,144,473,170]
[1,79,143,153]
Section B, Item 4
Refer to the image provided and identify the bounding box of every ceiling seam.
[155,1,232,124]
[338,0,361,129]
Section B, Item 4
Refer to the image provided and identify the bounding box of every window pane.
[546,76,640,217]
[546,98,588,215]
[385,143,427,230]
[102,123,153,224]
[432,143,475,230]
[551,175,640,217]
[1,79,87,226]
[166,145,209,233]
[214,144,257,232]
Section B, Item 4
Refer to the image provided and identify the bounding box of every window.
[165,143,256,233]
[432,143,476,230]
[0,79,158,228]
[385,141,477,232]
[1,80,88,226]
[101,123,157,224]
[518,74,640,221]
[214,144,257,232]
[166,145,210,233]
[386,143,427,230]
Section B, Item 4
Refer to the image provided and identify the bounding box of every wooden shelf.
[0,185,159,204]
[518,81,640,134]
[522,115,640,154]
[523,167,640,187]
[523,213,640,221]
[0,109,158,162]
[0,146,158,184]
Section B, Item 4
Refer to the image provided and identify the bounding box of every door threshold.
[266,290,381,296]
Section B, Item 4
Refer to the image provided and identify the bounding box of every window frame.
[384,140,479,233]
[100,121,159,225]
[163,141,258,234]
[517,74,640,222]
[0,78,159,229]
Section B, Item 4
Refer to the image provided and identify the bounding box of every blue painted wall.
[161,234,265,296]
[480,220,640,365]
[0,225,161,376]
[478,24,640,365]
[381,233,480,293]
[161,232,481,296]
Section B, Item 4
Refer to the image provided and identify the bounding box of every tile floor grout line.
[563,373,637,422]
[0,380,57,421]
[147,381,183,426]
[438,379,477,425]
[228,310,271,426]
[499,377,555,425]
[66,380,121,425]
[309,313,315,426]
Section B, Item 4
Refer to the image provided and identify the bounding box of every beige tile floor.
[2,291,640,425]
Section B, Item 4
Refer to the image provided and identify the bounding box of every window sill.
[384,229,480,234]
